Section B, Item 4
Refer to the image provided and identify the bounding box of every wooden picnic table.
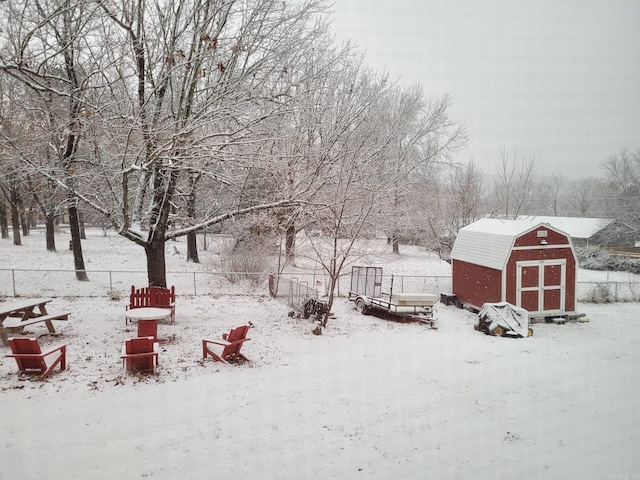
[0,298,70,346]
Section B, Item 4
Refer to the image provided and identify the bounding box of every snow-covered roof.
[516,216,614,239]
[450,218,567,271]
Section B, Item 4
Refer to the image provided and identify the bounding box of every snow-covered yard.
[1,230,639,479]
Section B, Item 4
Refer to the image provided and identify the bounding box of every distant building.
[515,216,630,247]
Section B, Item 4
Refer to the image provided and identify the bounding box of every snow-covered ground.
[1,229,639,479]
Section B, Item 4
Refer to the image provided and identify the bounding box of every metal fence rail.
[1,268,638,304]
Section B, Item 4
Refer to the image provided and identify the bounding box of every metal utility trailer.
[348,266,437,328]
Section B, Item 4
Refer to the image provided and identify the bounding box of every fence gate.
[268,274,318,311]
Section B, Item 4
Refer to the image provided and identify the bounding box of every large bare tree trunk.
[186,232,199,263]
[145,238,167,287]
[186,172,200,263]
[391,234,399,254]
[145,162,179,286]
[20,209,30,237]
[285,223,296,260]
[10,197,21,246]
[79,212,86,239]
[0,202,8,239]
[68,196,88,281]
[45,214,56,252]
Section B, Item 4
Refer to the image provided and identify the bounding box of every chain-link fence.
[1,268,638,304]
[0,269,266,298]
[576,281,640,302]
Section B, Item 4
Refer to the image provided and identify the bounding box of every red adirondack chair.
[202,325,251,364]
[137,319,158,340]
[5,337,67,380]
[127,286,176,324]
[120,336,159,373]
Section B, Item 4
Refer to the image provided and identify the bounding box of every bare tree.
[1,75,69,251]
[601,148,640,238]
[2,0,334,286]
[491,147,540,219]
[375,87,466,253]
[566,177,605,217]
[256,38,363,266]
[0,78,30,246]
[0,0,107,279]
[0,167,24,246]
[413,159,486,260]
[297,66,463,327]
[544,172,565,216]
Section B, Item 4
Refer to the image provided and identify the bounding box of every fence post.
[12,269,16,296]
[109,271,113,291]
[193,272,197,296]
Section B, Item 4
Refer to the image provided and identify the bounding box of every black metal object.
[303,298,329,321]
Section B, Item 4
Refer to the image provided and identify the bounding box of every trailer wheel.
[355,298,370,315]
[493,325,505,337]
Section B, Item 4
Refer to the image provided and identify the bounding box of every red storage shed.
[450,219,578,319]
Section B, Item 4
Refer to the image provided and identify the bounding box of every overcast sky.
[329,0,640,179]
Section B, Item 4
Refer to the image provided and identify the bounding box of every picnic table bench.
[0,298,70,346]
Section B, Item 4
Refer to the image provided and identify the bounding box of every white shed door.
[516,260,566,315]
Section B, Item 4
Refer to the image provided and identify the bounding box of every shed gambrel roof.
[450,218,570,271]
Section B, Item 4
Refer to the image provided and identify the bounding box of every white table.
[125,307,171,344]
[125,307,171,323]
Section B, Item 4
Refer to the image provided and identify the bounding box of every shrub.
[583,283,614,303]
[218,236,274,285]
[576,246,640,274]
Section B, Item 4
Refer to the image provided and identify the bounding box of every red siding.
[452,259,502,308]
[514,227,570,247]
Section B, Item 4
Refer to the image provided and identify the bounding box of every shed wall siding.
[452,260,502,308]
[514,227,571,247]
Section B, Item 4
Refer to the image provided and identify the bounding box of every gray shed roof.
[450,218,568,271]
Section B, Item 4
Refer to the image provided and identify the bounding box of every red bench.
[127,286,176,324]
